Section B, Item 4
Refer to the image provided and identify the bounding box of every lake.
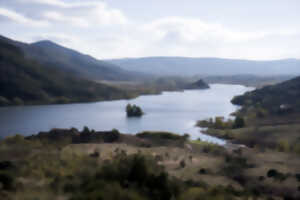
[0,84,252,144]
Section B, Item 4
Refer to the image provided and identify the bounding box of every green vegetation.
[197,116,245,130]
[126,104,144,117]
[232,76,300,114]
[0,36,139,106]
[1,128,299,199]
[137,131,185,140]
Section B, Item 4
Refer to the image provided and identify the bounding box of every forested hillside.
[232,76,300,113]
[0,37,133,106]
[0,35,142,81]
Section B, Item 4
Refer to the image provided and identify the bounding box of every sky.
[0,0,299,60]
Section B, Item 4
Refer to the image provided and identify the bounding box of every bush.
[126,104,144,117]
[137,131,185,141]
[267,169,278,178]
[12,97,24,105]
[69,154,181,200]
[180,160,186,168]
[0,161,15,171]
[103,129,120,143]
[0,96,10,106]
[233,116,245,129]
[277,140,290,152]
[198,168,207,174]
[0,173,14,190]
[258,176,265,181]
[295,173,300,182]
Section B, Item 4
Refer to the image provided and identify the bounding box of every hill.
[184,79,210,89]
[0,35,142,81]
[0,36,133,106]
[107,57,300,76]
[231,76,300,113]
[202,74,294,88]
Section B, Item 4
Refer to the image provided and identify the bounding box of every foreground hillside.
[0,129,299,200]
[108,57,300,76]
[0,37,134,106]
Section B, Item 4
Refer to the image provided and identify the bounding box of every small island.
[184,79,210,90]
[126,103,144,117]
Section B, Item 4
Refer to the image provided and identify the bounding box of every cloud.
[0,7,49,27]
[18,0,70,8]
[19,0,128,26]
[142,17,269,44]
[43,11,89,27]
[0,1,299,60]
[18,0,99,8]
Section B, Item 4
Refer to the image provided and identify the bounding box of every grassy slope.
[1,129,299,199]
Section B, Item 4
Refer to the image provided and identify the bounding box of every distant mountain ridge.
[107,57,300,76]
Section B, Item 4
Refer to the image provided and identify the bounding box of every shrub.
[103,129,120,143]
[267,169,278,178]
[295,174,300,182]
[233,116,245,129]
[258,176,265,181]
[137,131,185,141]
[126,104,144,117]
[0,173,14,190]
[0,96,10,106]
[69,154,181,200]
[277,140,290,152]
[198,168,207,174]
[90,151,100,158]
[180,160,186,168]
[0,161,15,170]
[12,97,24,105]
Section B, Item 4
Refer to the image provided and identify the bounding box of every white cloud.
[22,0,128,26]
[18,0,71,8]
[1,1,299,60]
[90,3,128,25]
[142,17,269,44]
[0,8,49,27]
[44,11,89,27]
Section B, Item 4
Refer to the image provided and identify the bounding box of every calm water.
[0,84,252,144]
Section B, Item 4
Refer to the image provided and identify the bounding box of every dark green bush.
[103,129,120,143]
[126,104,144,117]
[267,169,278,178]
[68,154,181,200]
[233,116,245,129]
[0,173,14,190]
[198,168,207,174]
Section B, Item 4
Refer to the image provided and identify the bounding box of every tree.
[267,169,278,178]
[233,117,245,129]
[126,104,144,117]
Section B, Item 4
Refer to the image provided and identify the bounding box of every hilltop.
[0,35,143,81]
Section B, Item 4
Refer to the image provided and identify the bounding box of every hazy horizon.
[0,0,299,60]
